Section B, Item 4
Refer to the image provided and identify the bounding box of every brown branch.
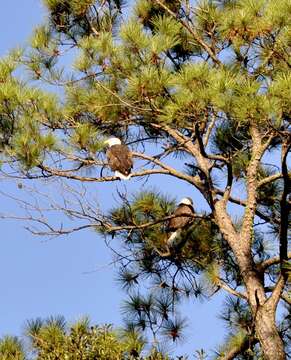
[38,151,206,190]
[195,122,228,162]
[95,81,152,112]
[264,287,291,305]
[280,292,291,305]
[218,335,257,360]
[151,123,213,174]
[38,164,170,182]
[0,211,98,237]
[104,213,205,233]
[217,279,247,300]
[257,172,288,188]
[203,113,216,146]
[2,203,205,237]
[132,151,204,189]
[214,188,280,225]
[28,224,96,236]
[266,275,286,310]
[264,141,291,309]
[240,124,264,246]
[149,123,216,204]
[257,252,291,272]
[279,141,291,269]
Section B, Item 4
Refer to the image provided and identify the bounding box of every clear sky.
[0,1,226,357]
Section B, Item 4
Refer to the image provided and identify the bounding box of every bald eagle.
[167,197,194,247]
[105,137,133,180]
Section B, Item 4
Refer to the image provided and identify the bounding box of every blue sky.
[0,1,226,357]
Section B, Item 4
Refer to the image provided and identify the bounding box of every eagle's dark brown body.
[106,144,133,177]
[167,204,194,232]
[166,202,194,247]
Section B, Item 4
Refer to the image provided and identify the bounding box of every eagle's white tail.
[167,230,181,247]
[115,171,132,180]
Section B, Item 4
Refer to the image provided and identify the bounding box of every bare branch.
[280,292,291,305]
[279,140,291,270]
[203,113,216,146]
[217,279,247,300]
[266,275,286,310]
[240,124,265,246]
[218,336,257,360]
[132,151,204,188]
[214,188,280,225]
[38,163,171,182]
[257,252,291,272]
[257,172,289,188]
[265,287,291,306]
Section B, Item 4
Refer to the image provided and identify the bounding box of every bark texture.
[214,199,286,359]
[255,304,286,360]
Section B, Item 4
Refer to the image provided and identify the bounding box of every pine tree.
[0,317,177,359]
[0,0,290,359]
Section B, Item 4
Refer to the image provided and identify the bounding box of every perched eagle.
[104,137,133,180]
[167,197,194,247]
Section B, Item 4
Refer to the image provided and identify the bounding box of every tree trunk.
[238,265,285,360]
[255,303,286,360]
[213,201,286,359]
[243,272,286,360]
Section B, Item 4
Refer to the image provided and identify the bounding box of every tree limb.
[218,335,257,360]
[279,140,291,269]
[257,252,291,272]
[132,151,204,189]
[240,124,264,247]
[38,164,170,182]
[257,172,289,188]
[217,279,247,300]
[266,275,286,310]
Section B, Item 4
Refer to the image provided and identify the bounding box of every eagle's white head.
[104,137,122,147]
[179,197,193,206]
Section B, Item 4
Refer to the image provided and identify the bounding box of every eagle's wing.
[106,144,133,175]
[167,205,194,232]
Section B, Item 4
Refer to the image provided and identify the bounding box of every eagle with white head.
[166,197,194,247]
[104,137,133,180]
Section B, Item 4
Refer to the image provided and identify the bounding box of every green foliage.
[0,336,25,360]
[25,316,145,359]
[71,123,104,152]
[11,119,55,169]
[31,25,52,50]
[0,316,182,359]
[121,291,187,345]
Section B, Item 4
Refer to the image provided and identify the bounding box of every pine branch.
[154,0,221,65]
